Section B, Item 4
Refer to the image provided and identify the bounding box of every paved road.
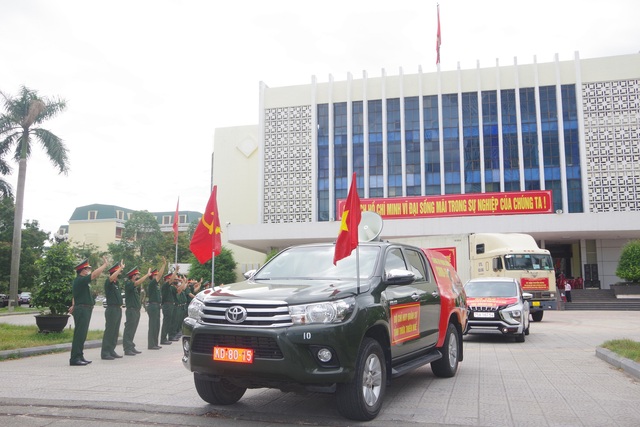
[1,309,639,426]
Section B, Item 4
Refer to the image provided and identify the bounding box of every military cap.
[163,273,173,281]
[150,268,158,276]
[75,259,91,272]
[126,267,140,278]
[108,262,121,274]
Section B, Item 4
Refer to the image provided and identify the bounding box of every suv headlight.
[289,297,355,325]
[188,294,205,321]
[501,307,522,325]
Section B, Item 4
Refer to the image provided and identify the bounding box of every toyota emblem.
[225,305,248,323]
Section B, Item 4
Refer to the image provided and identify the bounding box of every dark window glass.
[423,95,440,195]
[387,98,402,196]
[317,104,329,221]
[368,100,383,197]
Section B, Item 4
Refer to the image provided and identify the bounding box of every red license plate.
[213,346,254,364]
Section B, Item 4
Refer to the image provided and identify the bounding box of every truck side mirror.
[243,269,257,279]
[492,257,503,271]
[384,269,416,286]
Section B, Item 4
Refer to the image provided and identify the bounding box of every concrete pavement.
[1,308,640,426]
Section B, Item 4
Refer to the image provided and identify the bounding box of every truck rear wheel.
[194,373,246,405]
[336,338,387,421]
[531,311,544,322]
[431,323,460,378]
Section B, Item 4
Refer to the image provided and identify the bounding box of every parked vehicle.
[402,233,556,322]
[463,277,531,342]
[19,292,32,306]
[0,294,8,308]
[182,241,467,421]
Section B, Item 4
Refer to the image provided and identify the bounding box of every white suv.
[463,277,531,342]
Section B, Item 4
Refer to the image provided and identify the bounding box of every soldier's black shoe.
[101,355,115,360]
[132,349,142,354]
[160,341,172,345]
[81,358,92,364]
[148,346,162,350]
[124,351,137,356]
[70,360,88,366]
[111,352,123,358]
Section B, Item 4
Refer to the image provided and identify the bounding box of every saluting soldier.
[69,256,109,366]
[146,257,167,350]
[122,267,151,356]
[160,269,176,345]
[170,275,188,341]
[101,260,125,360]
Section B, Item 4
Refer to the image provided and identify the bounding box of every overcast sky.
[1,0,639,235]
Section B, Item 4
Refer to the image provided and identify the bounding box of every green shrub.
[31,241,76,315]
[616,240,640,283]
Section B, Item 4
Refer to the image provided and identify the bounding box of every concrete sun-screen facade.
[216,52,640,290]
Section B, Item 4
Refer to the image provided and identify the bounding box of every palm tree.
[0,157,13,198]
[0,86,68,308]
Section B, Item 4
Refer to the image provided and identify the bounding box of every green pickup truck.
[182,241,468,420]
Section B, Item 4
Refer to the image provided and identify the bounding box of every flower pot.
[35,314,70,333]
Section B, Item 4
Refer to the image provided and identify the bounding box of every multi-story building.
[214,52,640,289]
[65,204,202,252]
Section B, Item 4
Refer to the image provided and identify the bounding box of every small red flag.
[173,198,179,244]
[333,173,362,265]
[436,4,441,65]
[190,186,222,263]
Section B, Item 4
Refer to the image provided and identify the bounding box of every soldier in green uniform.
[69,256,109,366]
[168,275,187,341]
[160,269,177,345]
[146,257,167,350]
[101,261,125,360]
[122,267,151,356]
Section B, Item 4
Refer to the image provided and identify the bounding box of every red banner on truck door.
[521,277,550,291]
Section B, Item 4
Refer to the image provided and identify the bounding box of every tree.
[0,86,68,307]
[616,240,640,283]
[31,241,75,315]
[108,210,167,272]
[0,198,49,293]
[188,247,238,285]
[0,156,12,198]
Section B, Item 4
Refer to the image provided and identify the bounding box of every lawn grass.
[0,323,103,351]
[601,338,640,363]
[0,306,40,315]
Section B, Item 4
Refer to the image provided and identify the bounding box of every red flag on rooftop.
[436,4,442,65]
[333,173,362,265]
[190,186,222,264]
[173,198,179,244]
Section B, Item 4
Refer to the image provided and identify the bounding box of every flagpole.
[356,246,361,295]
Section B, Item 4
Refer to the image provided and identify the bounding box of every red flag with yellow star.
[190,186,222,263]
[333,173,362,265]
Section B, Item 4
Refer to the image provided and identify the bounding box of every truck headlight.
[188,296,205,321]
[290,297,355,325]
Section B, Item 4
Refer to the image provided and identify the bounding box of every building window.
[368,99,383,197]
[115,228,123,239]
[317,103,329,221]
[179,214,187,224]
[423,95,440,195]
[462,91,481,193]
[334,102,348,200]
[88,210,97,220]
[116,210,124,220]
[405,97,421,196]
[162,215,171,225]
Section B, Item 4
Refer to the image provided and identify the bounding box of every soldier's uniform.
[70,260,94,366]
[146,268,162,349]
[122,267,142,355]
[101,262,124,360]
[160,273,174,345]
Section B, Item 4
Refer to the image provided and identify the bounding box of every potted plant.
[31,241,76,332]
[613,240,640,298]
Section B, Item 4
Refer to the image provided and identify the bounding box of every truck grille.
[200,299,293,328]
[191,334,283,359]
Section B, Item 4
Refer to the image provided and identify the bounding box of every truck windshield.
[504,254,553,271]
[254,246,380,280]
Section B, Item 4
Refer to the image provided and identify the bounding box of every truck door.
[382,247,440,360]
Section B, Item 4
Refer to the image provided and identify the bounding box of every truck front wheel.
[531,311,544,322]
[336,338,387,421]
[431,323,460,378]
[194,373,246,405]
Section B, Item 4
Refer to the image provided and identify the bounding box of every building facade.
[216,53,640,289]
[66,204,201,252]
